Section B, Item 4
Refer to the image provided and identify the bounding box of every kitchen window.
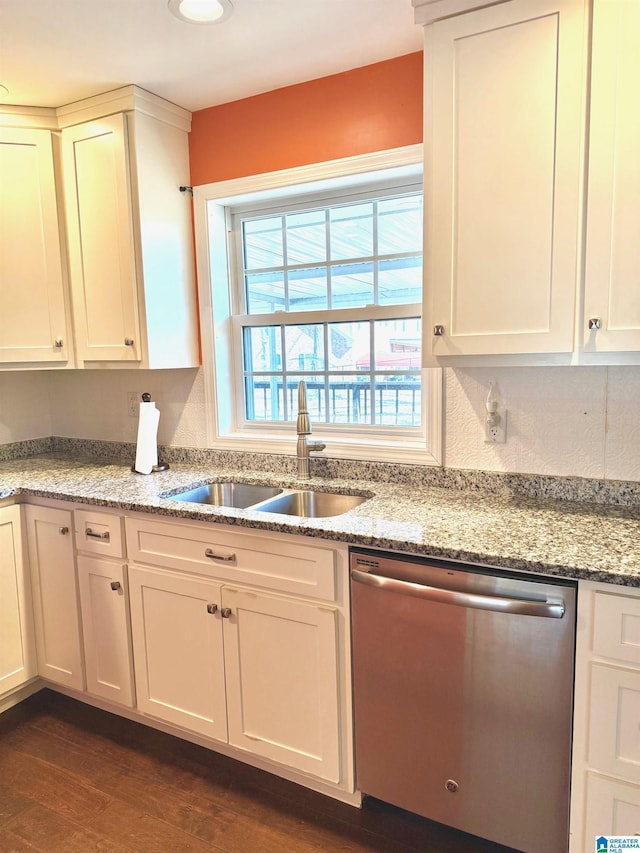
[193,146,442,465]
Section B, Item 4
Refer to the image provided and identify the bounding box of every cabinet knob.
[110,581,121,591]
[206,603,218,615]
[58,526,69,535]
[433,325,445,337]
[54,338,64,348]
[588,318,601,330]
[124,338,135,346]
[220,608,232,619]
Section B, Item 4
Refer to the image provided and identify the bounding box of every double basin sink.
[163,481,368,518]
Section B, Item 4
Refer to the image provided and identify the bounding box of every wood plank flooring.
[0,690,517,853]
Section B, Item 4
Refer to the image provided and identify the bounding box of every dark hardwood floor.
[0,690,517,852]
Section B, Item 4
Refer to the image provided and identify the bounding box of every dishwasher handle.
[351,567,565,619]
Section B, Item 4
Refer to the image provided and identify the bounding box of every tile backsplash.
[1,364,639,483]
[445,366,640,482]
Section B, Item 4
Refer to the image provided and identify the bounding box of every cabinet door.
[0,128,69,364]
[62,113,141,364]
[424,0,586,358]
[223,587,341,783]
[585,773,640,841]
[583,0,640,354]
[588,664,640,784]
[0,506,36,694]
[76,555,134,707]
[24,505,83,690]
[128,564,227,740]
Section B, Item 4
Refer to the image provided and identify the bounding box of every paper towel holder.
[131,392,170,474]
[132,462,170,473]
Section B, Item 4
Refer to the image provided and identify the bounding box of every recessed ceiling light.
[168,0,233,24]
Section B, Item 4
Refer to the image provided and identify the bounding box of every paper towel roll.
[134,400,160,475]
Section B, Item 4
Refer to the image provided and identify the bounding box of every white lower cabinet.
[73,509,134,707]
[128,564,343,784]
[25,502,135,707]
[13,503,353,796]
[585,773,640,841]
[0,505,36,695]
[570,581,640,851]
[223,586,340,783]
[24,505,84,690]
[125,515,350,789]
[76,555,135,707]
[128,565,227,740]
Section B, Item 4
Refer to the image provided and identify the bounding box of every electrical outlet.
[484,410,507,443]
[127,391,141,418]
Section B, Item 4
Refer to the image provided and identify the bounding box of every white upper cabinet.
[421,0,587,360]
[61,114,140,364]
[582,0,640,357]
[60,87,199,368]
[0,125,71,366]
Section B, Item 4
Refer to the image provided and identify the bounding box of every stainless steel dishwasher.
[350,547,576,853]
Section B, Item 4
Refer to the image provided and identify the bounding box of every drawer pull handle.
[110,581,121,591]
[59,526,69,535]
[86,528,110,541]
[124,338,135,346]
[205,548,235,562]
[206,603,218,614]
[220,608,232,618]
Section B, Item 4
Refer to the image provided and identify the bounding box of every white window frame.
[193,144,443,465]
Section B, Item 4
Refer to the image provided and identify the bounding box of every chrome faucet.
[296,380,326,479]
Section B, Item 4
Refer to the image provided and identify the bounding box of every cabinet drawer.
[585,772,640,841]
[125,517,336,601]
[588,663,640,783]
[593,591,640,665]
[75,509,125,559]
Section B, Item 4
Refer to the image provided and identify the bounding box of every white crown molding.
[56,85,191,130]
[0,105,58,130]
[412,0,510,27]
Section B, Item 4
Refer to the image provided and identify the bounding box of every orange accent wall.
[189,52,423,186]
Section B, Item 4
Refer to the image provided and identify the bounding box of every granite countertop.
[1,453,639,588]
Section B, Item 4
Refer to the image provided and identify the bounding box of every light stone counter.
[1,451,639,588]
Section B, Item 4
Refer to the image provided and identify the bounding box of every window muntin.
[234,188,422,430]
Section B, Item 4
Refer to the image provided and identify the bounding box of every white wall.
[0,372,52,443]
[2,365,639,482]
[46,368,206,447]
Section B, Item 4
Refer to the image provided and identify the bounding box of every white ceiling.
[0,0,423,113]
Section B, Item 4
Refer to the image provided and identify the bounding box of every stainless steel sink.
[166,482,282,509]
[252,490,368,518]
